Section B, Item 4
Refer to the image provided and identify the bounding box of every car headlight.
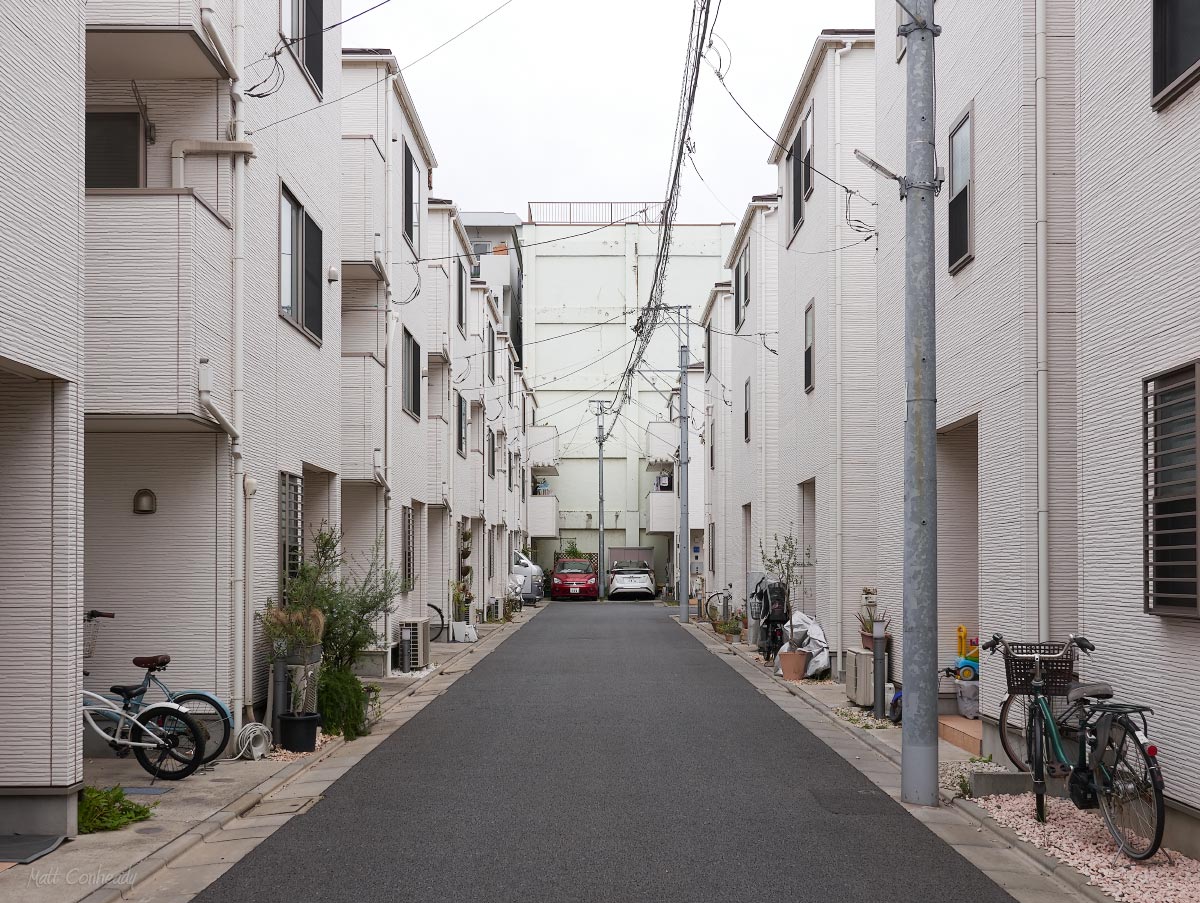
[586,576,597,585]
[552,576,562,583]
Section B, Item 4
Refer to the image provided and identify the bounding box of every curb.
[79,605,544,903]
[679,618,1116,903]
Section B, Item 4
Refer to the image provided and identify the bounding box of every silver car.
[511,550,544,604]
[606,560,656,599]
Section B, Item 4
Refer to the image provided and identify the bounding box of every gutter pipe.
[1035,0,1050,641]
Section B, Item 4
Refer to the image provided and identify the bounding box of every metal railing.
[526,202,663,225]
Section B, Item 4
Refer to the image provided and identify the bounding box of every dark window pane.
[1156,0,1200,94]
[403,144,415,242]
[303,212,323,339]
[304,0,323,90]
[949,188,970,268]
[1145,364,1198,614]
[791,133,804,229]
[86,112,140,188]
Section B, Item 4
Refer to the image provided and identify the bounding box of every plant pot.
[277,711,320,752]
[284,642,323,666]
[779,650,812,681]
[860,632,891,652]
[723,633,737,644]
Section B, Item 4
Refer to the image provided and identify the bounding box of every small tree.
[562,538,583,558]
[760,529,816,642]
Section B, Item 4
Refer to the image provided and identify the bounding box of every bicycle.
[982,633,1166,860]
[82,611,206,780]
[704,585,733,624]
[427,603,446,642]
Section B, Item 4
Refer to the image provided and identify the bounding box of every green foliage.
[855,604,892,635]
[78,786,153,834]
[970,753,994,764]
[317,667,369,741]
[562,538,583,558]
[451,579,473,622]
[715,618,742,636]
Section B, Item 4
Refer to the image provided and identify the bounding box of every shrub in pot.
[856,603,892,651]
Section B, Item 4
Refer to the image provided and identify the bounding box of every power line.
[402,0,518,70]
[247,69,394,134]
[457,310,634,364]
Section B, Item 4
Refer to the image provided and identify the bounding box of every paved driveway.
[194,602,1016,903]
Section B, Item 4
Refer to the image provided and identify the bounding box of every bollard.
[401,627,412,674]
[873,620,887,719]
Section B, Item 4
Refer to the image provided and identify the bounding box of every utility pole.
[900,0,941,807]
[677,306,691,624]
[592,400,607,598]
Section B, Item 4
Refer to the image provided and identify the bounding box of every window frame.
[734,251,747,332]
[403,142,421,254]
[456,261,467,334]
[280,0,323,96]
[84,108,146,189]
[471,241,491,279]
[947,103,975,275]
[487,428,496,478]
[1143,360,1199,618]
[487,322,496,383]
[804,302,815,393]
[1152,0,1200,110]
[402,328,422,419]
[401,504,416,586]
[279,184,323,344]
[801,104,815,200]
[744,378,751,443]
[456,391,467,457]
[704,322,712,378]
[709,420,715,470]
[278,471,303,599]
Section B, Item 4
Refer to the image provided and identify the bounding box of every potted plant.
[450,579,474,641]
[760,530,816,668]
[260,600,325,666]
[716,617,741,643]
[856,603,892,651]
[277,663,320,752]
[780,647,813,681]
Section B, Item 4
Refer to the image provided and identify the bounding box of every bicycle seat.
[1067,681,1113,703]
[109,684,145,701]
[132,655,171,671]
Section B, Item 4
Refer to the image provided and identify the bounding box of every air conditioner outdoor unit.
[844,647,876,707]
[395,618,430,669]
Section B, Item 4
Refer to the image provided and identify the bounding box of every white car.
[511,550,544,605]
[606,560,656,600]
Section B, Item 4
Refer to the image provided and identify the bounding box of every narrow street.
[192,603,1018,903]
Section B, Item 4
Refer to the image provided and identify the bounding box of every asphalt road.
[195,603,1016,903]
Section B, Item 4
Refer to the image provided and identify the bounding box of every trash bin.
[955,678,979,720]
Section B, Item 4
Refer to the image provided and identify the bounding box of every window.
[85,112,143,188]
[487,428,496,478]
[508,359,513,405]
[279,472,303,597]
[804,303,815,392]
[948,107,974,273]
[1154,1,1200,105]
[403,143,420,252]
[744,379,751,442]
[456,261,467,332]
[471,241,490,279]
[279,186,323,341]
[401,504,415,585]
[487,322,496,383]
[704,322,712,377]
[801,106,815,200]
[456,391,467,456]
[709,420,715,470]
[507,452,514,490]
[707,522,716,572]
[1144,362,1198,617]
[282,0,323,92]
[734,250,747,332]
[896,2,911,62]
[488,528,494,580]
[521,467,527,502]
[403,329,421,417]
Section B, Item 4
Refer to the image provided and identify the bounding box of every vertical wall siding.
[0,0,85,789]
[1076,0,1200,811]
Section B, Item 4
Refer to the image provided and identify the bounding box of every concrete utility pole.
[900,0,941,807]
[677,306,691,625]
[593,401,607,597]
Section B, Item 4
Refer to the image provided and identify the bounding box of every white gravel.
[833,706,895,730]
[975,794,1200,903]
[938,759,1007,798]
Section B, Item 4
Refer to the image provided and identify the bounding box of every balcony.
[341,355,386,482]
[341,137,387,282]
[645,421,676,471]
[87,0,232,80]
[85,189,233,422]
[646,491,677,535]
[528,494,559,539]
[527,425,560,475]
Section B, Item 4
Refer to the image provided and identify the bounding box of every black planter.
[284,643,323,666]
[278,711,320,752]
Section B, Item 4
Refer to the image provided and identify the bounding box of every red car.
[551,558,599,600]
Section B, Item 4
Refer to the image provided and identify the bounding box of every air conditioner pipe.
[170,139,255,189]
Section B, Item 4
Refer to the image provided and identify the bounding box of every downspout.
[381,70,396,652]
[203,4,250,730]
[833,39,854,677]
[756,214,767,606]
[1035,0,1050,641]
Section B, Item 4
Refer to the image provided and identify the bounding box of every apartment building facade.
[771,33,877,675]
[0,0,86,836]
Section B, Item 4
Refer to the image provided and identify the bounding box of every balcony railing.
[341,137,387,281]
[527,425,560,475]
[646,491,677,535]
[525,202,663,225]
[87,0,232,80]
[341,355,386,481]
[528,494,559,539]
[85,189,232,420]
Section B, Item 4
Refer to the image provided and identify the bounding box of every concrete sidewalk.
[0,606,544,903]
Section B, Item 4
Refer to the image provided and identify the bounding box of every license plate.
[570,587,580,594]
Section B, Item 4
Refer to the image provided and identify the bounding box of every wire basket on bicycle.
[83,617,101,659]
[1001,640,1077,696]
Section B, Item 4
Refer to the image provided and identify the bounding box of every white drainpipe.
[1035,0,1050,641]
[833,39,854,676]
[381,68,397,649]
[202,4,251,730]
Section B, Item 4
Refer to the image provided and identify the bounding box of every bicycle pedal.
[1047,762,1072,778]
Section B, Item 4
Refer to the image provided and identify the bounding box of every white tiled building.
[0,0,86,837]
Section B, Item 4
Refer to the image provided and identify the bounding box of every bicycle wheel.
[172,692,231,764]
[131,709,204,780]
[427,604,446,642]
[1095,717,1165,860]
[998,694,1031,772]
[1030,709,1047,823]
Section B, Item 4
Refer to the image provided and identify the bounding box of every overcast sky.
[342,0,875,223]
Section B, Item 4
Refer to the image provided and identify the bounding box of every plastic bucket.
[277,712,320,752]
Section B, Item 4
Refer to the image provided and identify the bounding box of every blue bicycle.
[87,611,233,764]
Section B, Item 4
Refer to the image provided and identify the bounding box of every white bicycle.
[82,610,206,780]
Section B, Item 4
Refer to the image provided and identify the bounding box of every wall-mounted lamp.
[327,266,340,284]
[133,489,157,514]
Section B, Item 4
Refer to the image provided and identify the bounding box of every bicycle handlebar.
[982,632,1094,657]
[85,609,115,620]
